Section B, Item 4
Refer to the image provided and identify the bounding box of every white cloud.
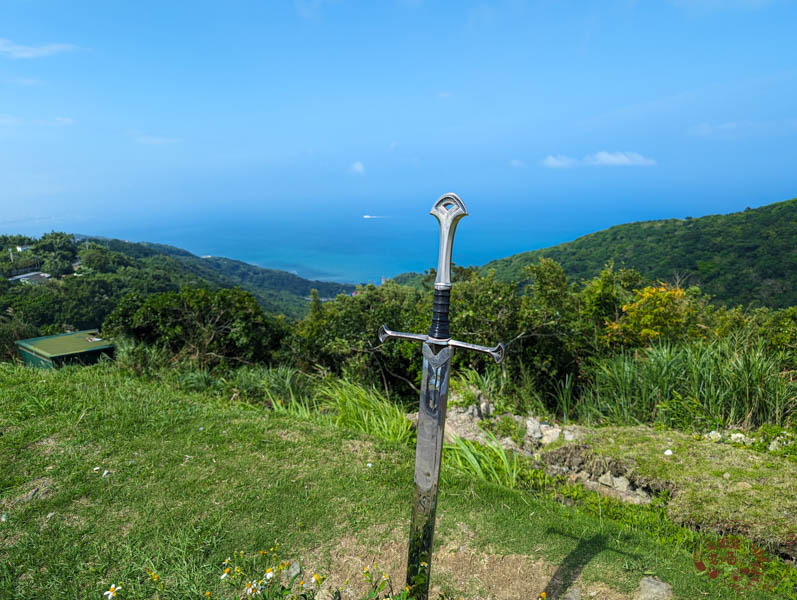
[436,91,454,99]
[388,141,398,151]
[541,154,577,168]
[53,117,75,126]
[0,38,77,59]
[349,161,365,175]
[363,215,387,219]
[509,159,526,169]
[584,151,656,166]
[135,134,180,145]
[542,151,655,168]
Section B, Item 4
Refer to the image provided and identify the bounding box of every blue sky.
[1,1,796,280]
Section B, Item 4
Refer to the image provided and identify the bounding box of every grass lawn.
[0,363,789,599]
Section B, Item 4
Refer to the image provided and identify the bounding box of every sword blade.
[406,342,452,599]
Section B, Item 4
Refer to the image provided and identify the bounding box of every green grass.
[0,363,791,599]
[579,339,795,430]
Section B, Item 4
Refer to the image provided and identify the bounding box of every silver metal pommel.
[430,193,468,290]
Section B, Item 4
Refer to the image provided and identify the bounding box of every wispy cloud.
[585,151,656,166]
[0,114,21,126]
[349,161,365,175]
[509,159,526,169]
[436,91,454,99]
[294,0,333,19]
[0,38,77,59]
[135,134,180,145]
[542,151,656,168]
[688,118,797,137]
[388,141,398,151]
[541,154,577,168]
[363,215,388,219]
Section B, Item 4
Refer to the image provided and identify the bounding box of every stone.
[612,475,631,493]
[562,587,582,600]
[540,424,561,445]
[733,481,752,491]
[285,560,301,580]
[598,472,613,487]
[479,401,494,418]
[563,429,576,441]
[525,416,542,439]
[633,576,673,600]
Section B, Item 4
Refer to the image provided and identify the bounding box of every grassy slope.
[0,364,782,600]
[481,198,797,307]
[554,427,797,554]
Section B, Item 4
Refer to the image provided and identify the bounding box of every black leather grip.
[428,287,451,339]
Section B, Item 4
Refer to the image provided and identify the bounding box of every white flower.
[366,463,372,468]
[245,581,258,595]
[103,583,122,598]
[265,569,274,580]
[664,449,673,456]
[221,567,231,579]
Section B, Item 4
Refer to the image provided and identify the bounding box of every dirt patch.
[31,436,59,456]
[275,429,303,442]
[303,526,630,600]
[3,478,55,509]
[343,440,375,456]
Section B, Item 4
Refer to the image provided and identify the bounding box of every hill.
[88,237,355,317]
[481,198,796,307]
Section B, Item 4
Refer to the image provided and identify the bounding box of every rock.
[540,424,561,445]
[563,429,576,441]
[707,430,722,442]
[634,576,673,600]
[612,475,631,493]
[479,401,494,418]
[525,416,542,440]
[598,472,613,487]
[285,560,301,580]
[733,481,752,491]
[562,587,582,600]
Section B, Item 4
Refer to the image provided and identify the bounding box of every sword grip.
[427,287,451,340]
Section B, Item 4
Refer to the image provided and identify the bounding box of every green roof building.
[15,330,115,369]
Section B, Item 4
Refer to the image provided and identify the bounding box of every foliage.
[605,284,709,347]
[482,197,797,308]
[103,287,285,369]
[0,308,38,361]
[580,338,795,429]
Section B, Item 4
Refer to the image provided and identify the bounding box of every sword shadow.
[540,528,640,599]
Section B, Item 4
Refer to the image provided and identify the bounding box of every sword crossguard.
[378,325,505,364]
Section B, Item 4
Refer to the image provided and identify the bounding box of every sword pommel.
[429,193,468,290]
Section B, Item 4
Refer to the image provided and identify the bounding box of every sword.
[378,193,505,600]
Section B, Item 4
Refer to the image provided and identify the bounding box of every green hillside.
[481,198,797,308]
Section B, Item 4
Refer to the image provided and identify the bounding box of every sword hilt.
[378,325,505,364]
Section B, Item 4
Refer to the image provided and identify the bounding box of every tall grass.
[316,378,414,444]
[445,432,522,489]
[580,337,795,429]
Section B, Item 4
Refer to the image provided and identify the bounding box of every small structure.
[15,330,115,369]
[8,271,51,284]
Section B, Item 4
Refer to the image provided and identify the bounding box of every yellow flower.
[314,573,322,584]
[205,593,211,598]
[540,593,547,599]
[221,567,231,579]
[103,584,122,598]
[259,550,266,555]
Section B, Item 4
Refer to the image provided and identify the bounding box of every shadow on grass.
[542,528,638,599]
